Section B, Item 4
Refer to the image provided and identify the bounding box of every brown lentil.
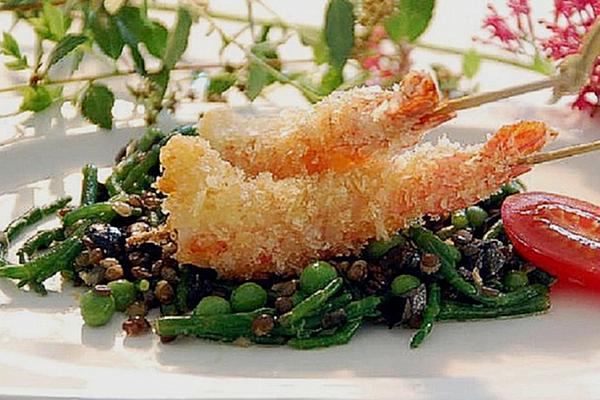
[271,280,298,297]
[151,260,163,276]
[122,316,151,336]
[104,265,124,281]
[127,301,148,317]
[274,296,294,314]
[162,241,177,255]
[155,280,175,304]
[420,253,441,275]
[131,266,152,279]
[141,193,161,210]
[127,251,148,266]
[160,265,179,283]
[347,260,369,282]
[452,229,473,246]
[99,257,120,269]
[127,222,151,236]
[93,284,112,297]
[252,314,275,337]
[321,308,348,330]
[160,335,177,343]
[335,261,350,274]
[88,248,104,265]
[127,195,143,208]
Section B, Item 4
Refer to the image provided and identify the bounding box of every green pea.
[364,234,406,259]
[451,210,469,229]
[80,290,116,327]
[503,271,529,292]
[230,282,267,312]
[466,206,488,228]
[107,279,136,312]
[194,296,232,316]
[502,180,526,196]
[299,261,338,294]
[138,279,150,292]
[391,275,421,296]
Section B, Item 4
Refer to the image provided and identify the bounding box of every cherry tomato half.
[502,192,600,290]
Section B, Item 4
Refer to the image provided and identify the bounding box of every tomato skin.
[502,192,600,290]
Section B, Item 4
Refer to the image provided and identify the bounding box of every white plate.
[1,103,600,400]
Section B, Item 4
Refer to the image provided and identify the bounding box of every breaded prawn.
[198,71,454,178]
[158,121,556,279]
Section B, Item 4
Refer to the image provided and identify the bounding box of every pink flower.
[362,55,380,70]
[540,0,600,112]
[554,0,600,19]
[508,0,530,16]
[357,25,411,86]
[482,5,519,44]
[478,0,600,114]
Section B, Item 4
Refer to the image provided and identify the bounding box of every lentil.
[122,316,151,336]
[252,314,275,336]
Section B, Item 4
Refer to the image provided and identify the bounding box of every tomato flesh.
[501,192,600,290]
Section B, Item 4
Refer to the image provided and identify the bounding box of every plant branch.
[0,59,313,95]
[199,9,323,102]
[414,41,555,75]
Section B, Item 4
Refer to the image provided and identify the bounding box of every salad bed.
[0,125,557,349]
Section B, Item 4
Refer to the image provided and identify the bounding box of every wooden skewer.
[519,139,600,165]
[433,76,562,116]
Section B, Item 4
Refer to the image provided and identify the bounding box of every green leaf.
[5,57,28,70]
[20,85,61,112]
[46,34,87,70]
[1,32,28,70]
[246,62,269,100]
[532,54,555,75]
[80,83,115,129]
[162,7,191,70]
[462,49,481,79]
[300,29,328,65]
[42,1,68,41]
[207,72,236,96]
[90,11,125,59]
[324,0,354,69]
[384,0,435,42]
[114,6,147,74]
[144,21,167,58]
[242,41,279,100]
[1,0,39,8]
[320,65,343,95]
[1,32,21,58]
[114,6,169,72]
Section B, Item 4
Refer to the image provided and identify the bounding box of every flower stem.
[413,41,554,75]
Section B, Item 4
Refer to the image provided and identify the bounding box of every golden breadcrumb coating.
[158,121,556,279]
[198,71,454,178]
